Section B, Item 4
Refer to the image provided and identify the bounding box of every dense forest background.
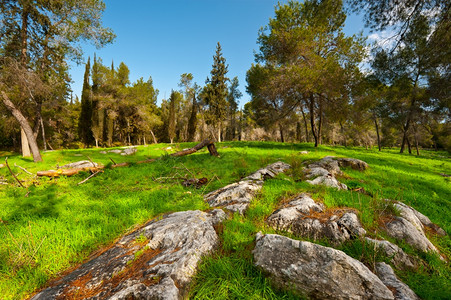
[1,0,449,161]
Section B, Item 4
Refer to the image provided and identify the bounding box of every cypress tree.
[78,57,93,146]
[205,42,229,142]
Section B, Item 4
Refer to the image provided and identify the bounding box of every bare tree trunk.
[300,105,309,142]
[406,136,412,154]
[318,98,323,145]
[2,91,42,162]
[150,129,157,144]
[374,116,381,151]
[309,94,318,147]
[279,123,285,143]
[340,121,347,147]
[40,114,47,151]
[217,126,221,143]
[21,128,31,157]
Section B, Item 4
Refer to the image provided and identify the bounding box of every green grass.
[0,142,450,299]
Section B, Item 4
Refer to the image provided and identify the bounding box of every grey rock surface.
[266,194,324,232]
[243,161,291,181]
[61,160,100,169]
[375,262,420,300]
[336,158,369,171]
[253,233,394,300]
[204,162,290,214]
[204,180,263,214]
[31,209,226,300]
[121,147,137,156]
[267,196,365,244]
[306,174,348,190]
[108,149,123,154]
[385,217,439,254]
[395,202,446,236]
[365,238,417,270]
[304,156,368,190]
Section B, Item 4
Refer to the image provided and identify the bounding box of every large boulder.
[365,238,417,270]
[267,195,365,244]
[204,180,262,214]
[385,216,439,254]
[394,202,446,236]
[375,262,420,300]
[336,158,369,171]
[204,162,290,214]
[306,174,348,190]
[253,233,394,300]
[303,156,368,190]
[31,209,226,300]
[243,161,291,181]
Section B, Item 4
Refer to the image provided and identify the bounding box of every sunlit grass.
[0,142,449,299]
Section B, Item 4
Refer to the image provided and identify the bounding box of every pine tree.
[204,42,229,142]
[78,57,93,146]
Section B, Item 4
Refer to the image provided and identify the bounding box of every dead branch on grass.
[77,170,102,185]
[5,157,25,188]
[14,163,33,175]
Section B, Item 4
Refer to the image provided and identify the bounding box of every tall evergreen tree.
[78,58,93,146]
[168,90,182,144]
[226,76,242,140]
[204,42,229,142]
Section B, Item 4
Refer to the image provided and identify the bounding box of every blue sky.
[69,1,368,107]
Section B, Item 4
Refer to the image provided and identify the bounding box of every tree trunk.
[318,98,323,145]
[217,126,221,143]
[339,121,347,147]
[21,128,31,157]
[374,116,381,151]
[40,115,47,151]
[414,132,420,156]
[300,105,309,142]
[2,91,42,162]
[279,123,285,143]
[150,129,157,144]
[309,94,318,147]
[406,136,412,154]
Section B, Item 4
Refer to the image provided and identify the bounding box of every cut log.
[137,139,218,164]
[37,166,104,177]
[36,140,218,176]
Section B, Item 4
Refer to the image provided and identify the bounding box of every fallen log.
[136,139,218,164]
[37,166,104,177]
[36,140,218,177]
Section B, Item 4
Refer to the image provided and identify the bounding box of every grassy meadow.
[0,142,450,299]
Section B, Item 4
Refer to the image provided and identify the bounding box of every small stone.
[299,151,309,155]
[99,151,107,154]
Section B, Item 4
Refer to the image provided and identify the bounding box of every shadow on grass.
[7,185,61,221]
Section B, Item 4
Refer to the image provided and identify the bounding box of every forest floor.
[0,142,450,299]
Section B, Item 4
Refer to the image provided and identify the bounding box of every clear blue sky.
[69,1,367,107]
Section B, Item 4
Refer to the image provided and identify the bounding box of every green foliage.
[78,57,93,146]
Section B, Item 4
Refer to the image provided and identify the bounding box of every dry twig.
[14,163,33,175]
[77,170,102,185]
[5,157,25,188]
